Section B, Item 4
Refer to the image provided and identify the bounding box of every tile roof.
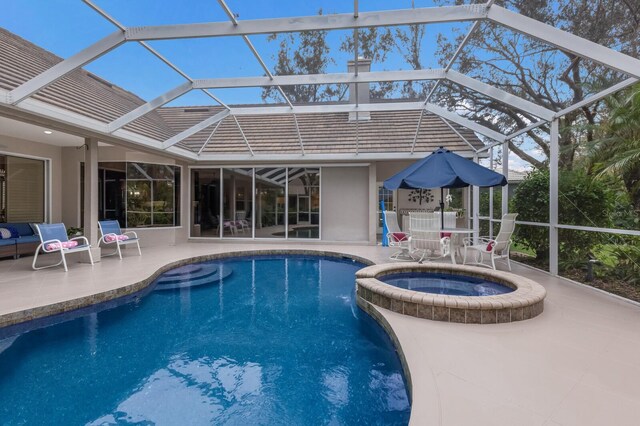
[0,27,485,157]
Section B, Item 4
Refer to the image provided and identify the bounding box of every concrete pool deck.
[1,242,639,425]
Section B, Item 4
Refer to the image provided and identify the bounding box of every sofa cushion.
[16,235,40,244]
[10,223,34,237]
[0,238,16,247]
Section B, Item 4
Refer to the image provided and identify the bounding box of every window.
[0,154,46,223]
[190,167,321,239]
[90,162,181,228]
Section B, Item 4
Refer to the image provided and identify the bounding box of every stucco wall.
[321,166,370,242]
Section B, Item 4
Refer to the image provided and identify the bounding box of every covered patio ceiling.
[0,0,639,162]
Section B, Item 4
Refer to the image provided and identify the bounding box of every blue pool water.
[382,272,514,296]
[0,256,410,425]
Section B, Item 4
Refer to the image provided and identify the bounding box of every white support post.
[549,119,559,275]
[502,140,509,215]
[489,146,494,239]
[83,138,101,261]
[473,154,480,244]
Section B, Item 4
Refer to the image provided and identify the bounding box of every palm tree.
[588,83,640,211]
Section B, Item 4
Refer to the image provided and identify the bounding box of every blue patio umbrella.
[384,147,507,230]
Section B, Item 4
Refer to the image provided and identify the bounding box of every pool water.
[382,272,514,296]
[0,256,410,425]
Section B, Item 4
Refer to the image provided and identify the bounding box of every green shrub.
[591,241,640,284]
[511,168,615,264]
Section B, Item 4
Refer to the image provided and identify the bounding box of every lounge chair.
[383,211,411,261]
[408,212,450,263]
[98,220,141,259]
[463,213,518,270]
[32,223,94,271]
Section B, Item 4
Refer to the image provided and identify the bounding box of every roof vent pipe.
[348,57,371,122]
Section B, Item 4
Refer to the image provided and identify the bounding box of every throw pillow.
[0,228,11,239]
[486,241,495,251]
[0,226,19,239]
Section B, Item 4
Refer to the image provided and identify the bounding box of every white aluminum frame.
[0,1,639,275]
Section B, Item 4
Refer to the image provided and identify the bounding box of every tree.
[588,83,640,211]
[434,0,640,170]
[262,10,345,103]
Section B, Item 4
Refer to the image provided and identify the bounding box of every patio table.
[440,228,475,264]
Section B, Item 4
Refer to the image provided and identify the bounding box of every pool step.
[154,263,232,291]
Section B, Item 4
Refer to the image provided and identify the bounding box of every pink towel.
[46,241,79,251]
[105,234,130,243]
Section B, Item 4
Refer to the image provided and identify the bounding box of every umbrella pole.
[440,187,445,230]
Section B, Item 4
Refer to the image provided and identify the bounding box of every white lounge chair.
[383,211,411,261]
[408,212,450,263]
[98,220,141,259]
[463,213,518,270]
[32,223,94,271]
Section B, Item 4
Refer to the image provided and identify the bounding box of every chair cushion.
[390,232,409,242]
[0,226,19,239]
[440,232,452,238]
[46,241,79,251]
[486,241,495,251]
[104,234,129,243]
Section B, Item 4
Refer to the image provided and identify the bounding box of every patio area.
[1,0,640,423]
[1,242,639,425]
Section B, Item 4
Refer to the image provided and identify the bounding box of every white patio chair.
[235,211,250,233]
[383,211,411,261]
[463,213,518,270]
[32,223,94,272]
[408,213,450,263]
[98,220,142,259]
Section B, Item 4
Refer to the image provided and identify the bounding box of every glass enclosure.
[190,167,321,239]
[191,168,221,238]
[287,168,320,239]
[222,168,253,238]
[91,162,180,229]
[255,168,286,239]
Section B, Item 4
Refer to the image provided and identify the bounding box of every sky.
[0,0,466,106]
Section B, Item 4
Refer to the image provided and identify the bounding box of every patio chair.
[463,213,518,270]
[217,215,237,236]
[98,220,141,259]
[408,213,450,263]
[383,211,411,261]
[32,223,94,272]
[235,211,250,233]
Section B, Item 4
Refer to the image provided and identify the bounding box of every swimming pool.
[382,272,515,296]
[0,255,410,425]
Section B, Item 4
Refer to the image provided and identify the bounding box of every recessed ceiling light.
[43,130,53,135]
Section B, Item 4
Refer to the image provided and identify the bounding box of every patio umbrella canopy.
[384,147,507,229]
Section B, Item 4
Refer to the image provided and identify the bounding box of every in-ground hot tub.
[356,263,546,324]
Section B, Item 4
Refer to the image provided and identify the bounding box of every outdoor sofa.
[0,223,41,259]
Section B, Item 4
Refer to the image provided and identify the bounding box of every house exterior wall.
[321,166,370,243]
